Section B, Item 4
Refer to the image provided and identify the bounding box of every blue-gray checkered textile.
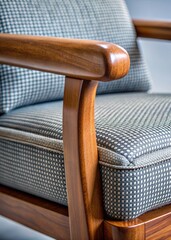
[0,93,170,220]
[0,0,151,113]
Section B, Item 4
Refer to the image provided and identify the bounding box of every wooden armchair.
[0,1,171,239]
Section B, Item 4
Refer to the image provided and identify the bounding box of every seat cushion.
[0,0,151,114]
[0,93,170,220]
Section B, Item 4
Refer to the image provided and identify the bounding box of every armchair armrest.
[0,33,130,239]
[0,34,130,81]
[133,19,171,40]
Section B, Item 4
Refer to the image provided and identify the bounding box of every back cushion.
[0,0,151,113]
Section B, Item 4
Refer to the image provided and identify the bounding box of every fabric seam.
[0,126,170,170]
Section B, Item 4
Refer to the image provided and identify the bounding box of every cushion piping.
[0,126,171,169]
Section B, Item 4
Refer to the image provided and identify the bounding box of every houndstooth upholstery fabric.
[0,93,170,220]
[0,0,151,114]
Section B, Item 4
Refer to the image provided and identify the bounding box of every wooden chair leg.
[63,78,104,240]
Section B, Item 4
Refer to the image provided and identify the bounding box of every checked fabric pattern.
[0,93,170,220]
[0,0,151,113]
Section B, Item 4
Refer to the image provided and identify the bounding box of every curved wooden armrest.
[0,33,130,240]
[0,34,130,81]
[133,19,171,40]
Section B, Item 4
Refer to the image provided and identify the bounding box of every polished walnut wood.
[0,185,70,240]
[105,204,171,240]
[0,33,129,240]
[63,78,103,240]
[0,184,171,240]
[0,34,130,81]
[133,19,171,40]
[139,204,171,240]
[146,215,171,240]
[105,220,145,240]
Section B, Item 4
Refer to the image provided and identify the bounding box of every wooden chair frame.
[0,20,171,240]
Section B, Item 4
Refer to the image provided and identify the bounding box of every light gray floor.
[0,216,54,240]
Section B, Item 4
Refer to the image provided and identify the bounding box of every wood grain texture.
[0,184,171,240]
[146,214,171,240]
[104,221,145,240]
[111,224,145,240]
[139,204,171,240]
[0,34,130,81]
[104,218,145,240]
[0,185,70,240]
[105,204,171,240]
[133,19,171,40]
[63,78,104,240]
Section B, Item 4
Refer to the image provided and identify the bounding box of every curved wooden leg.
[63,77,104,240]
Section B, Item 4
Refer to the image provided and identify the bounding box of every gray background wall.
[125,0,171,93]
